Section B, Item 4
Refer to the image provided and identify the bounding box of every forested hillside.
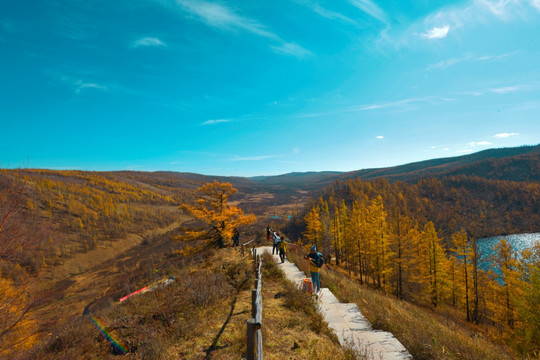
[284,173,540,355]
[340,144,540,183]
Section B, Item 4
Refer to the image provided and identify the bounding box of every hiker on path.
[232,228,239,247]
[266,225,272,243]
[272,231,280,255]
[278,237,287,263]
[304,245,324,294]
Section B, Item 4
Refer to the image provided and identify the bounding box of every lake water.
[476,232,540,273]
[477,232,540,257]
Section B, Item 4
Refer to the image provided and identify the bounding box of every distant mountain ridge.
[248,144,540,187]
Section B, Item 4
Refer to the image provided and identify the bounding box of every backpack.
[313,253,324,268]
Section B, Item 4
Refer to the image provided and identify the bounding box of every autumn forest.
[0,145,539,359]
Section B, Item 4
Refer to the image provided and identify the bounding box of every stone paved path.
[257,246,412,360]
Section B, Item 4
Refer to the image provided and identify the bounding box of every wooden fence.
[246,248,263,360]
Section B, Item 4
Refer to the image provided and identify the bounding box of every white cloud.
[376,135,384,139]
[132,37,167,48]
[174,0,310,57]
[427,52,515,71]
[310,3,356,24]
[460,90,484,96]
[380,0,540,50]
[491,86,519,94]
[202,119,231,125]
[176,0,277,39]
[427,56,470,70]
[469,141,492,147]
[77,82,107,92]
[530,0,540,11]
[230,154,280,161]
[351,96,453,111]
[348,0,388,23]
[293,0,356,24]
[494,132,519,138]
[270,42,312,58]
[422,25,450,39]
[443,148,450,151]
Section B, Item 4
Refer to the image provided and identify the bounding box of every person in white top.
[272,231,280,255]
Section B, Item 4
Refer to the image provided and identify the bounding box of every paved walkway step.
[257,246,412,360]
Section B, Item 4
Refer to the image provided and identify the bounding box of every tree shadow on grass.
[204,295,238,360]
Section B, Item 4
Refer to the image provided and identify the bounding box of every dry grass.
[286,245,520,360]
[23,247,360,360]
[258,253,354,360]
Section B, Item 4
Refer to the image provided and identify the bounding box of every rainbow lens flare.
[91,316,127,355]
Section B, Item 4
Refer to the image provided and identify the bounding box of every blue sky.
[1,0,539,176]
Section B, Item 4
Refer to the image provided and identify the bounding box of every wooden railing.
[241,239,255,257]
[246,249,263,360]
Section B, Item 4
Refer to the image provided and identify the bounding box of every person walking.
[304,245,324,294]
[272,231,280,255]
[232,228,239,247]
[266,225,271,243]
[278,237,287,263]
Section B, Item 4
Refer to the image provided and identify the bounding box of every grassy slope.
[23,248,355,359]
[285,245,519,360]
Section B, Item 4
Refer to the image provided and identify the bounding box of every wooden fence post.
[247,318,256,360]
[251,289,257,318]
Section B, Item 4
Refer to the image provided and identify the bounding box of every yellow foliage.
[178,181,256,249]
[0,276,38,357]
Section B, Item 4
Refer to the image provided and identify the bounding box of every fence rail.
[247,248,263,360]
[241,239,256,257]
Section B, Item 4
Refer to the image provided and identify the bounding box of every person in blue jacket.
[304,245,324,294]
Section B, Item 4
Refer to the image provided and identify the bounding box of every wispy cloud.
[375,135,384,139]
[351,96,453,111]
[271,42,312,58]
[230,154,280,161]
[297,96,452,118]
[176,0,277,38]
[426,55,470,70]
[75,81,108,93]
[202,119,231,125]
[494,132,519,138]
[468,141,492,147]
[59,76,108,94]
[460,91,484,96]
[491,86,519,94]
[174,0,310,58]
[132,37,167,48]
[427,52,515,71]
[348,0,388,23]
[422,25,450,39]
[303,1,356,24]
[380,1,540,50]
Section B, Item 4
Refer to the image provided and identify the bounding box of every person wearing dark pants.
[305,245,323,294]
[278,238,287,263]
[272,232,280,255]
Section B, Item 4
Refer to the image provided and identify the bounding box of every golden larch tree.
[303,205,322,250]
[178,181,256,250]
